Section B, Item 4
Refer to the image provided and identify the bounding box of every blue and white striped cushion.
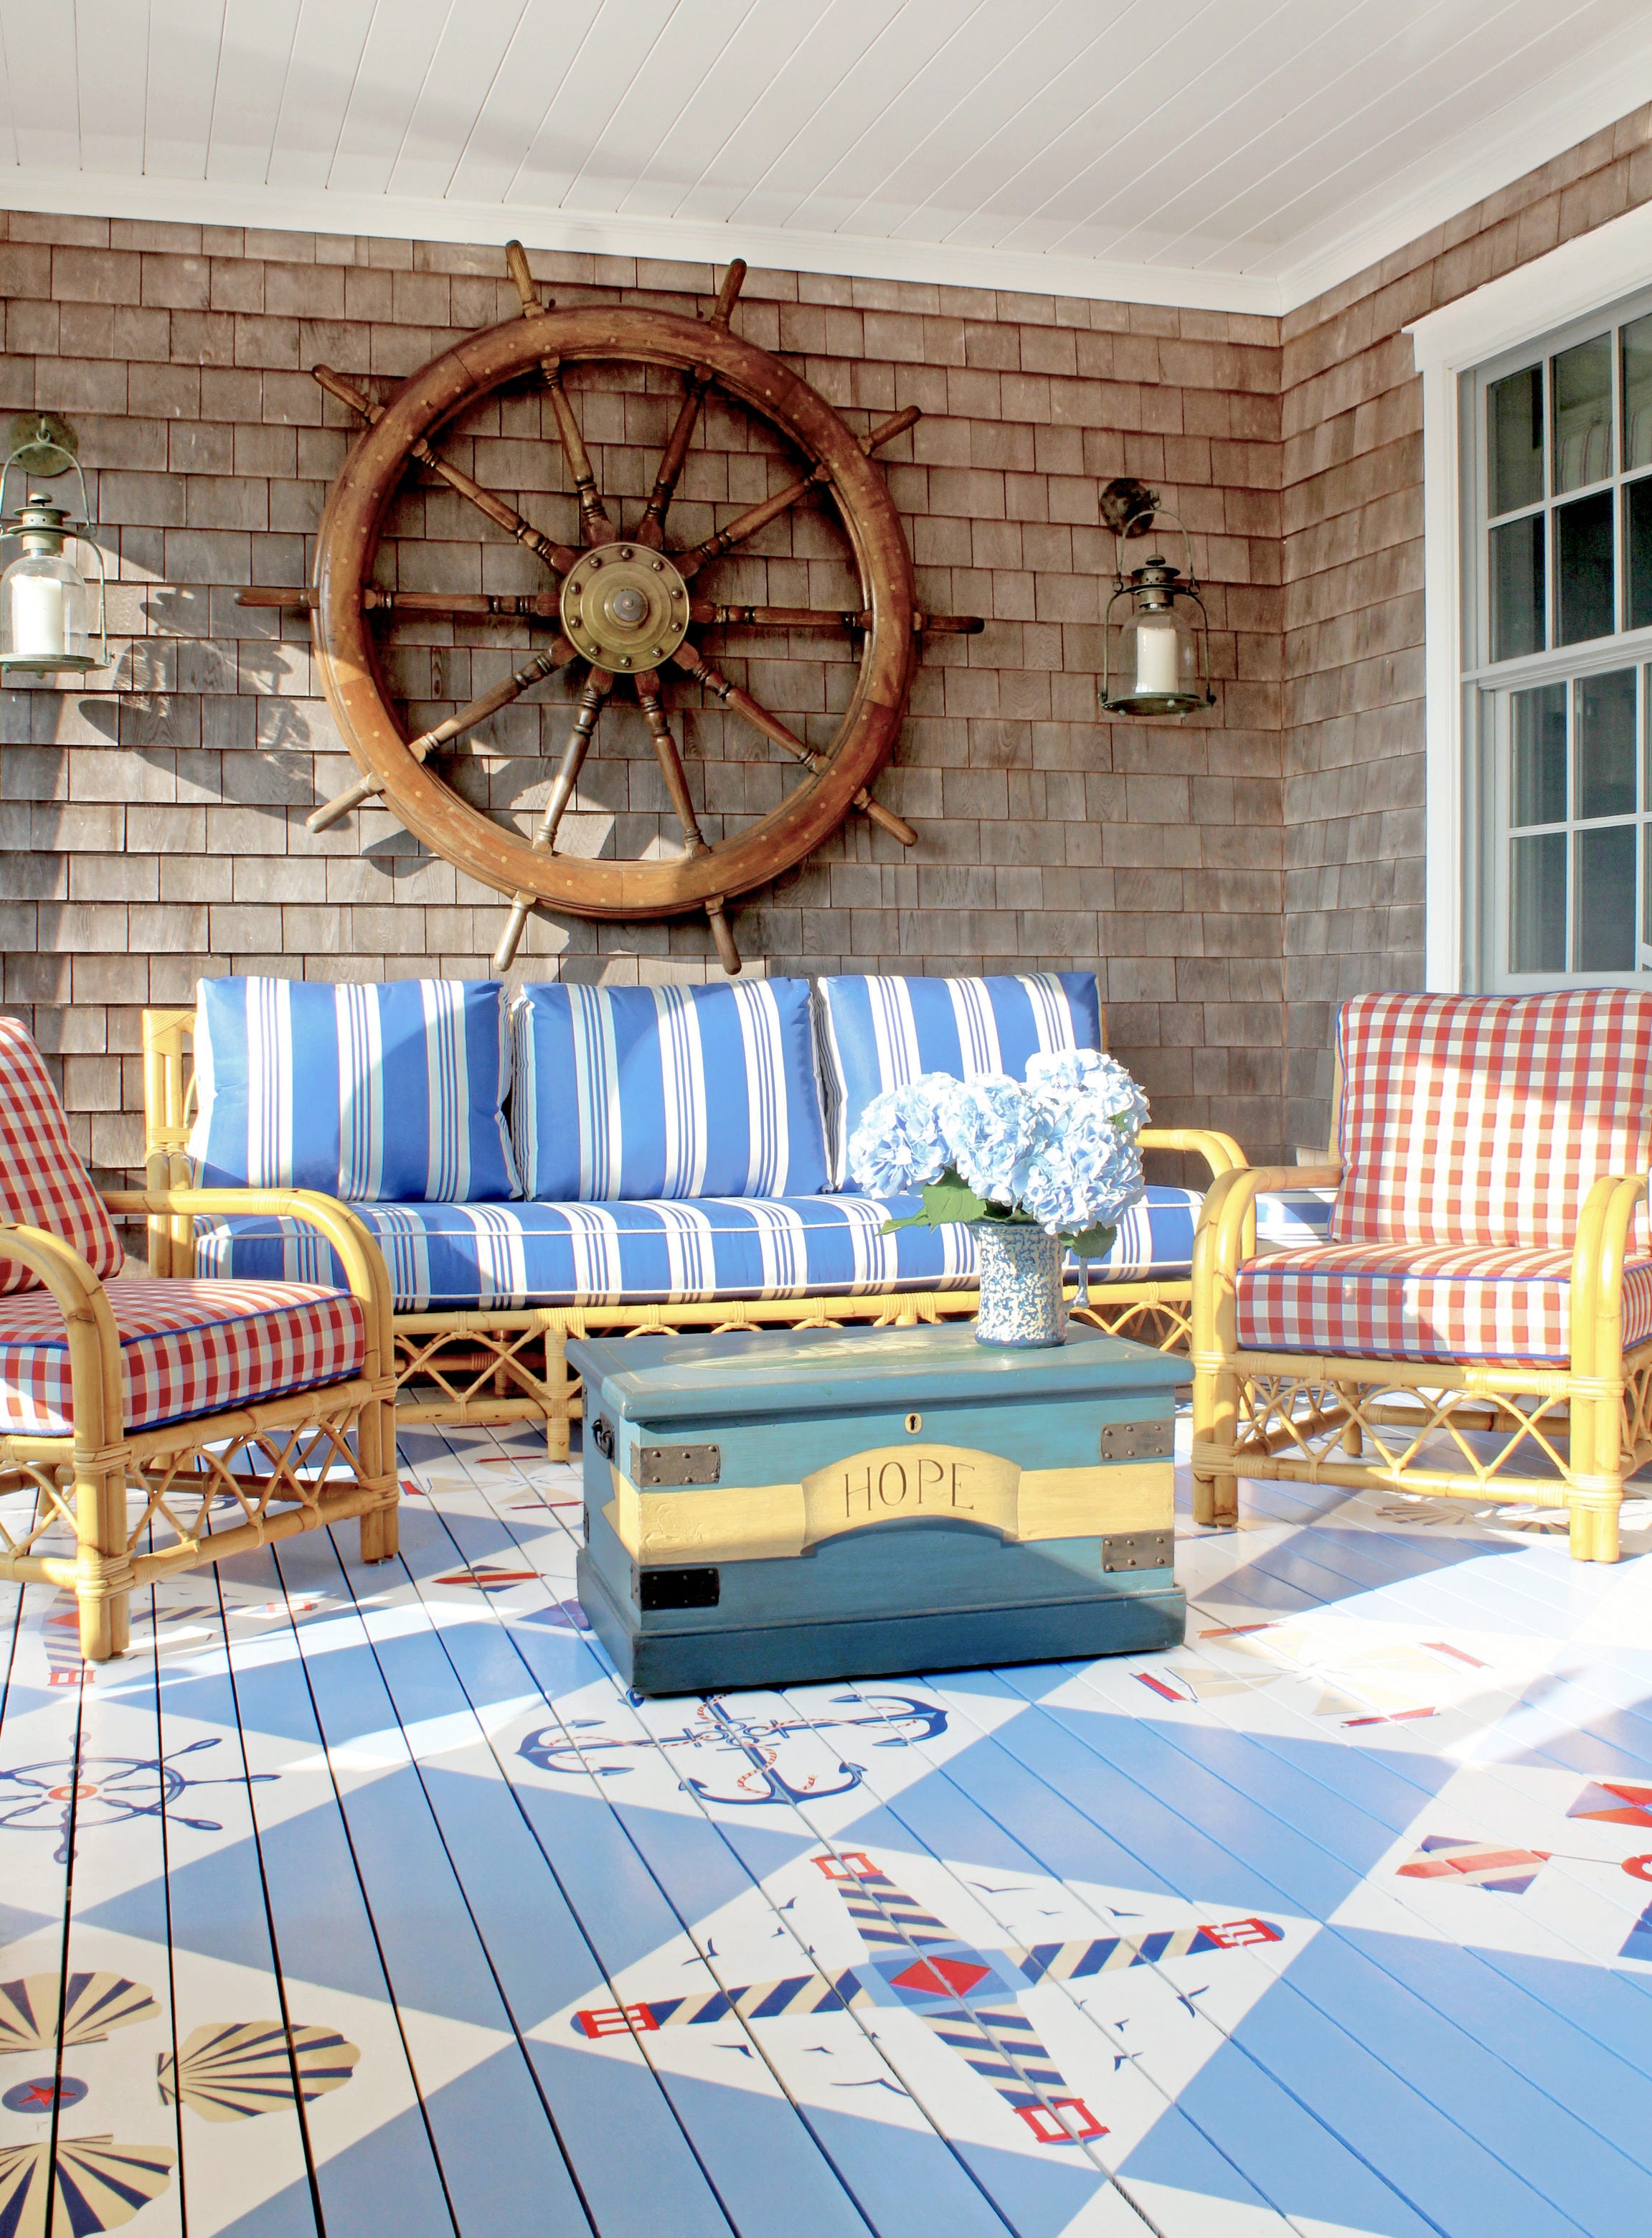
[511,979,829,1202]
[815,971,1103,1188]
[189,977,519,1203]
[192,1185,1210,1312]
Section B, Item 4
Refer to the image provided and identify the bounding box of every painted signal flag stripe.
[1398,1835,1550,1892]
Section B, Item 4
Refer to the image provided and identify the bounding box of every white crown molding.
[0,167,1288,316]
[1275,53,1652,314]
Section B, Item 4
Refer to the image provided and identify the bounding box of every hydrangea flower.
[846,1073,957,1197]
[944,1073,1039,1205]
[1018,1104,1145,1236]
[1024,1046,1151,1132]
[851,1046,1150,1243]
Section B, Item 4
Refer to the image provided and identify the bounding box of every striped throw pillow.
[511,978,829,1202]
[0,1020,124,1293]
[190,977,519,1203]
[815,971,1103,1188]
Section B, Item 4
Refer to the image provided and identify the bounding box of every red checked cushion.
[0,1279,367,1437]
[1333,990,1652,1254]
[0,1020,123,1294]
[1237,1242,1652,1367]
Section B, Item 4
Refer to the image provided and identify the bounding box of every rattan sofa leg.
[544,1321,572,1461]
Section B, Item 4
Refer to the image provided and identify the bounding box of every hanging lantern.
[1098,492,1214,719]
[0,415,107,677]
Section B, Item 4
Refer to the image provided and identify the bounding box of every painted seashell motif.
[0,2135,176,2234]
[0,1974,158,2054]
[156,2021,361,2121]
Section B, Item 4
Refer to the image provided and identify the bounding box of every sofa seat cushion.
[1236,1241,1652,1367]
[0,1020,124,1294]
[814,971,1102,1188]
[190,977,519,1203]
[192,1185,1260,1313]
[0,1279,367,1438]
[511,977,829,1202]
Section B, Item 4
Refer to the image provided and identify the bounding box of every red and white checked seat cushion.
[1237,1243,1652,1367]
[0,1020,123,1294]
[1334,989,1652,1253]
[0,1279,367,1437]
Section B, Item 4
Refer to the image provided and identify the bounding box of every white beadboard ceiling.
[2,0,1652,313]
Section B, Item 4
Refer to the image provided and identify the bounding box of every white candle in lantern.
[10,575,66,662]
[1133,615,1182,697]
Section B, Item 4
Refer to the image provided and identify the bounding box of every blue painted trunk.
[568,1322,1186,1694]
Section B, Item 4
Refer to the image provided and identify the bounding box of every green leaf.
[877,1213,928,1236]
[1063,1223,1116,1262]
[920,1173,993,1226]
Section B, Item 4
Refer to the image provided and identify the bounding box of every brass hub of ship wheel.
[560,542,690,669]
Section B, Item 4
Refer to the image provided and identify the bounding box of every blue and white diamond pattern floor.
[4,1427,1652,2237]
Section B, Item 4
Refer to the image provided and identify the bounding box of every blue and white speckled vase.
[973,1221,1067,1348]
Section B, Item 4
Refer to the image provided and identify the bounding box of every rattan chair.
[0,1022,397,1660]
[1191,990,1652,1561]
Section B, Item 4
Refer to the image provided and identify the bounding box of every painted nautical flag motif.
[572,1850,1282,2148]
[1568,1779,1652,1827]
[1397,1835,1551,1893]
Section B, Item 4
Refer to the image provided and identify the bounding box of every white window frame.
[1408,197,1652,989]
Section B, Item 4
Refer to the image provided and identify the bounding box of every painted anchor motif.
[519,1693,949,1806]
[0,1739,275,1864]
[574,1850,1284,2147]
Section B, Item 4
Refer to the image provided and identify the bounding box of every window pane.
[1626,315,1652,471]
[1575,824,1636,970]
[1490,512,1545,659]
[1576,668,1636,818]
[1556,490,1615,644]
[1489,365,1544,514]
[1512,682,1567,825]
[1511,832,1567,971]
[1626,476,1652,630]
[1553,334,1613,493]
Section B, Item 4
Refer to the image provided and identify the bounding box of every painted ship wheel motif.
[247,245,981,975]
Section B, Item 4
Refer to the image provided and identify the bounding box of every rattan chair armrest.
[1137,1126,1248,1180]
[0,1218,123,1447]
[1568,1175,1648,1377]
[1190,1162,1344,1362]
[104,1186,395,1380]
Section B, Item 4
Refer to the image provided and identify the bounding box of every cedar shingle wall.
[1281,105,1652,1150]
[0,214,1286,1186]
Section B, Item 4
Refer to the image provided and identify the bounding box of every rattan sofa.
[142,972,1329,1459]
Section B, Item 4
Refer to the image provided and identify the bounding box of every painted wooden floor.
[4,1426,1652,2238]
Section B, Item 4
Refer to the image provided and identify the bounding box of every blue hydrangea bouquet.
[846,1049,1149,1266]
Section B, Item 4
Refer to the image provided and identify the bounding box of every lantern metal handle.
[0,446,109,672]
[1113,501,1199,591]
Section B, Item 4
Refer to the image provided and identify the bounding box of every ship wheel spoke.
[636,669,740,973]
[493,666,614,971]
[674,405,920,583]
[505,241,614,545]
[313,364,581,578]
[307,639,576,833]
[689,601,983,637]
[636,260,747,550]
[672,641,915,847]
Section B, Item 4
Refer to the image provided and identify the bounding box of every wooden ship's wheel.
[242,248,981,974]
